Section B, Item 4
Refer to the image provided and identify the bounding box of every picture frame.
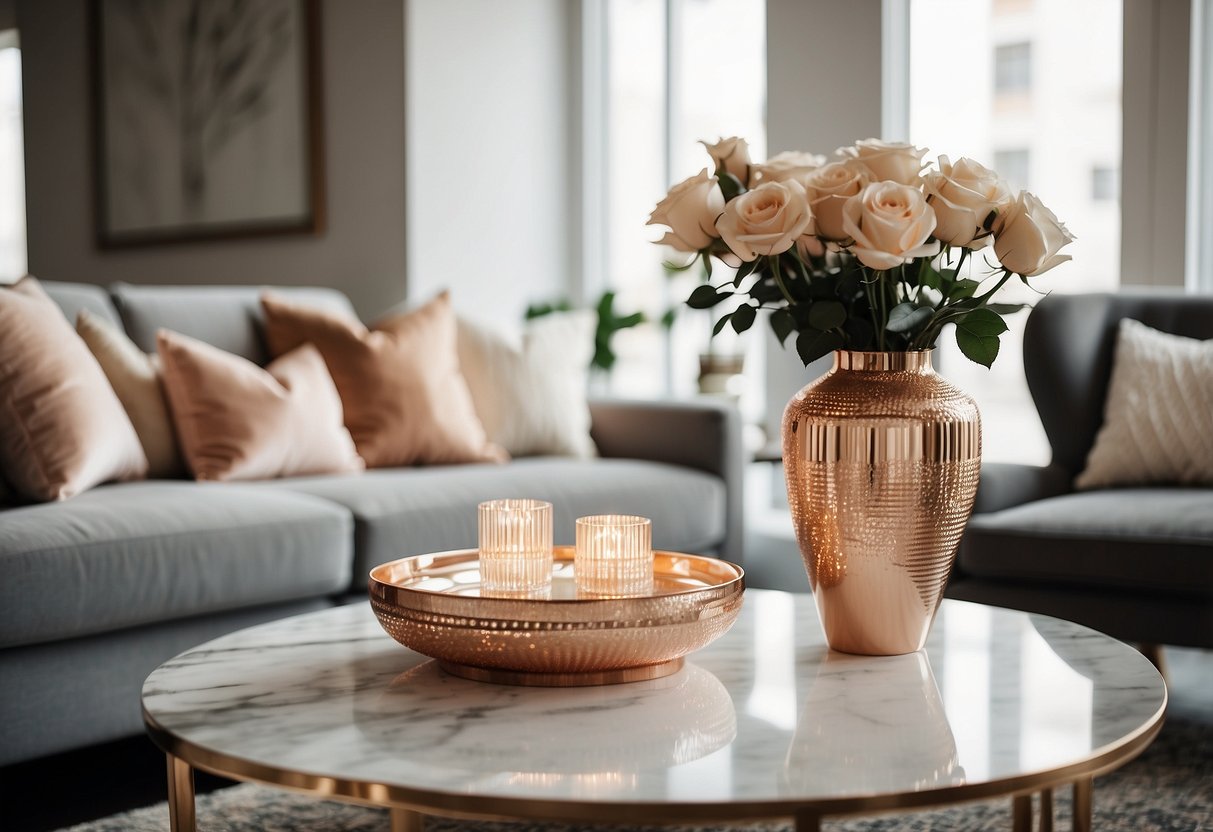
[91,0,325,247]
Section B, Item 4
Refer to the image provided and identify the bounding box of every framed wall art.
[92,0,325,246]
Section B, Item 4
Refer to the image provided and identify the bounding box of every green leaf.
[718,171,745,201]
[702,251,714,279]
[660,309,677,329]
[919,260,943,291]
[730,303,756,333]
[712,313,732,336]
[885,302,934,333]
[770,308,796,346]
[807,300,846,331]
[687,284,725,309]
[947,278,981,300]
[953,308,1008,368]
[987,302,1029,315]
[843,316,875,349]
[795,329,844,366]
[955,307,1009,337]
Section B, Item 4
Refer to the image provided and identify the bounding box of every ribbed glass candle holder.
[575,514,654,597]
[478,499,553,598]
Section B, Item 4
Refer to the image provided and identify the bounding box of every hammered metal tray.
[368,546,745,686]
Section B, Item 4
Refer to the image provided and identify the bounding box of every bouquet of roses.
[647,137,1075,367]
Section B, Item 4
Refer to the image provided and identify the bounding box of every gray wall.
[18,0,407,320]
[763,0,884,440]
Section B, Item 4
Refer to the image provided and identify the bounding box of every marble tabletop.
[141,591,1166,819]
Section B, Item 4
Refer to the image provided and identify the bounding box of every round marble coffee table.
[141,591,1166,832]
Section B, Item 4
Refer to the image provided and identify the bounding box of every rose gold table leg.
[1039,787,1054,832]
[1073,777,1093,832]
[1011,793,1033,832]
[794,810,821,832]
[166,754,196,832]
[391,807,425,832]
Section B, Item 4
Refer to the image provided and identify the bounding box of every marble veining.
[142,592,1166,808]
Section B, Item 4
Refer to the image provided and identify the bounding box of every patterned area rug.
[61,717,1211,832]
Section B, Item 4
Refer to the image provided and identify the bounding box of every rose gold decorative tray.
[368,546,745,687]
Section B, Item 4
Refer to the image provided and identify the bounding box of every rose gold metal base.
[437,657,684,687]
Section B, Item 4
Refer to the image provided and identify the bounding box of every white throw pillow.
[1075,318,1213,489]
[456,312,597,458]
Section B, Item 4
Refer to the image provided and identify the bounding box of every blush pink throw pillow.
[260,291,507,468]
[0,277,148,500]
[157,330,365,482]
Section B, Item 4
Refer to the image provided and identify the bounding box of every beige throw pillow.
[1075,319,1213,489]
[158,330,365,482]
[0,277,148,500]
[76,309,185,478]
[456,312,597,458]
[261,291,506,468]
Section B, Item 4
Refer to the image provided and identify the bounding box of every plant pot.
[782,350,981,655]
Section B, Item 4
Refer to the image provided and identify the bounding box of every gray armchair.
[947,292,1213,649]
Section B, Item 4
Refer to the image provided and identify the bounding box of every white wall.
[406,0,573,326]
[18,0,407,319]
[763,0,884,440]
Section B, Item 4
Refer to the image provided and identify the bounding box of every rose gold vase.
[782,351,981,656]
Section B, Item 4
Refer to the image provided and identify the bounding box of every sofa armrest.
[588,398,745,564]
[972,462,1072,515]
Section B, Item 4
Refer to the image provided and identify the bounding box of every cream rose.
[923,156,1014,248]
[752,150,827,184]
[715,181,812,261]
[840,139,928,185]
[799,161,871,241]
[993,191,1075,276]
[700,136,751,185]
[646,169,726,253]
[842,181,940,270]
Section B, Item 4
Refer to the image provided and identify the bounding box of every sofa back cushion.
[1024,291,1213,474]
[39,279,123,328]
[111,283,359,364]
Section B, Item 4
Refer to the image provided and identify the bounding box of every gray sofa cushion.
[0,482,353,648]
[110,283,360,363]
[959,489,1213,599]
[39,279,123,327]
[259,458,728,586]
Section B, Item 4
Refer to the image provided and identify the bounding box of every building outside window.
[910,0,1123,464]
[993,148,1031,191]
[994,41,1032,93]
[1091,164,1118,201]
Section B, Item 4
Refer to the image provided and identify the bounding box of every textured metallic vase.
[782,351,981,656]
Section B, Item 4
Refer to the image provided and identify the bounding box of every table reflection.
[785,649,964,794]
[353,660,736,786]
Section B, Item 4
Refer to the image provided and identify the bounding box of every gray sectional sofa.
[948,292,1213,649]
[0,281,745,766]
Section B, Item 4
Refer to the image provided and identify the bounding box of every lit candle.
[478,499,553,598]
[575,514,653,597]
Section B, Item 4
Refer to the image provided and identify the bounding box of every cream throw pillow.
[456,312,597,458]
[76,309,185,478]
[158,330,365,482]
[1075,318,1213,489]
[0,277,148,500]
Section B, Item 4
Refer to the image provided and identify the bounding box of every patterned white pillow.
[1075,318,1213,489]
[456,312,597,459]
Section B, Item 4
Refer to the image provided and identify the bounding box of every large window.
[0,32,25,282]
[909,0,1123,464]
[600,0,766,406]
